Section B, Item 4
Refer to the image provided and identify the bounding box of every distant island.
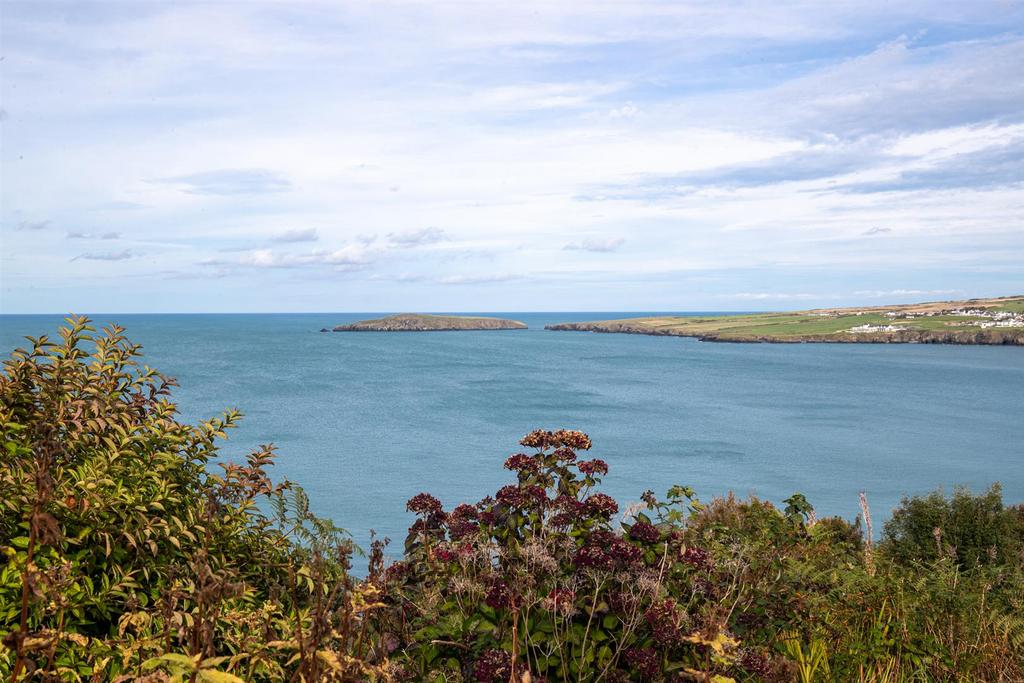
[330,313,527,331]
[546,295,1024,345]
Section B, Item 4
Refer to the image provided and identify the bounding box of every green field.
[993,300,1024,313]
[547,295,1024,343]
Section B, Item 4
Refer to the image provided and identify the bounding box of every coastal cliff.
[545,296,1024,345]
[332,313,527,331]
[545,321,1024,345]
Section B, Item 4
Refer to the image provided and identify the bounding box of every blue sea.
[2,313,1023,559]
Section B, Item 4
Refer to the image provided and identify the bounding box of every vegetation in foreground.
[545,295,1024,344]
[2,318,1023,682]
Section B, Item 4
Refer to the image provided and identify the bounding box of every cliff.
[545,321,1024,345]
[545,296,1024,345]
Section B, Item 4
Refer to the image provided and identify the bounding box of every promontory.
[545,295,1024,345]
[331,314,527,331]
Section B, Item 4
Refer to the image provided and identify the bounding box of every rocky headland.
[331,314,527,331]
[545,296,1024,345]
[545,321,1024,345]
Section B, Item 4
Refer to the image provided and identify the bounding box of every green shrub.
[0,317,390,681]
[881,484,1024,567]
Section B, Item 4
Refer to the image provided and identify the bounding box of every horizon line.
[0,309,773,316]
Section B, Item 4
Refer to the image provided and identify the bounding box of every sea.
[2,312,1023,561]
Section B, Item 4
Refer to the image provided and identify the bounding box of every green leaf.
[142,653,197,674]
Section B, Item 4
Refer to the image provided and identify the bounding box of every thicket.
[2,317,1023,682]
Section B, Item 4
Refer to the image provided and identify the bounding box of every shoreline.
[544,296,1024,345]
[548,323,1024,348]
[546,322,1024,345]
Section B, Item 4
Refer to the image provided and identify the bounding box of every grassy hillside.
[547,295,1024,344]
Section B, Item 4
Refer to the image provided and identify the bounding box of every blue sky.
[1,1,1022,313]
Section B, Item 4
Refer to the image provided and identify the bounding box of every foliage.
[0,317,391,681]
[880,484,1024,567]
[2,317,1023,681]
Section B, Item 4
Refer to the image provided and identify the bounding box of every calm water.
[2,313,1023,557]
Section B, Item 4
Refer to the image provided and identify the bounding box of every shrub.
[376,434,871,681]
[881,484,1024,567]
[0,317,390,681]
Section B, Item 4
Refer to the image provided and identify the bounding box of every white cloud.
[2,2,1022,311]
[68,231,121,240]
[16,220,50,231]
[71,249,136,262]
[237,246,371,269]
[437,273,523,285]
[563,238,625,253]
[728,292,820,300]
[386,227,446,248]
[853,289,961,298]
[608,102,638,119]
[270,228,319,243]
[152,169,291,195]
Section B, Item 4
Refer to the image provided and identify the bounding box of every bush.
[881,484,1024,567]
[0,317,390,681]
[377,435,796,681]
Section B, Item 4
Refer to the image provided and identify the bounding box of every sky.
[1,1,1023,313]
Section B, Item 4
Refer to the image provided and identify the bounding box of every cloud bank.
[1,1,1022,312]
